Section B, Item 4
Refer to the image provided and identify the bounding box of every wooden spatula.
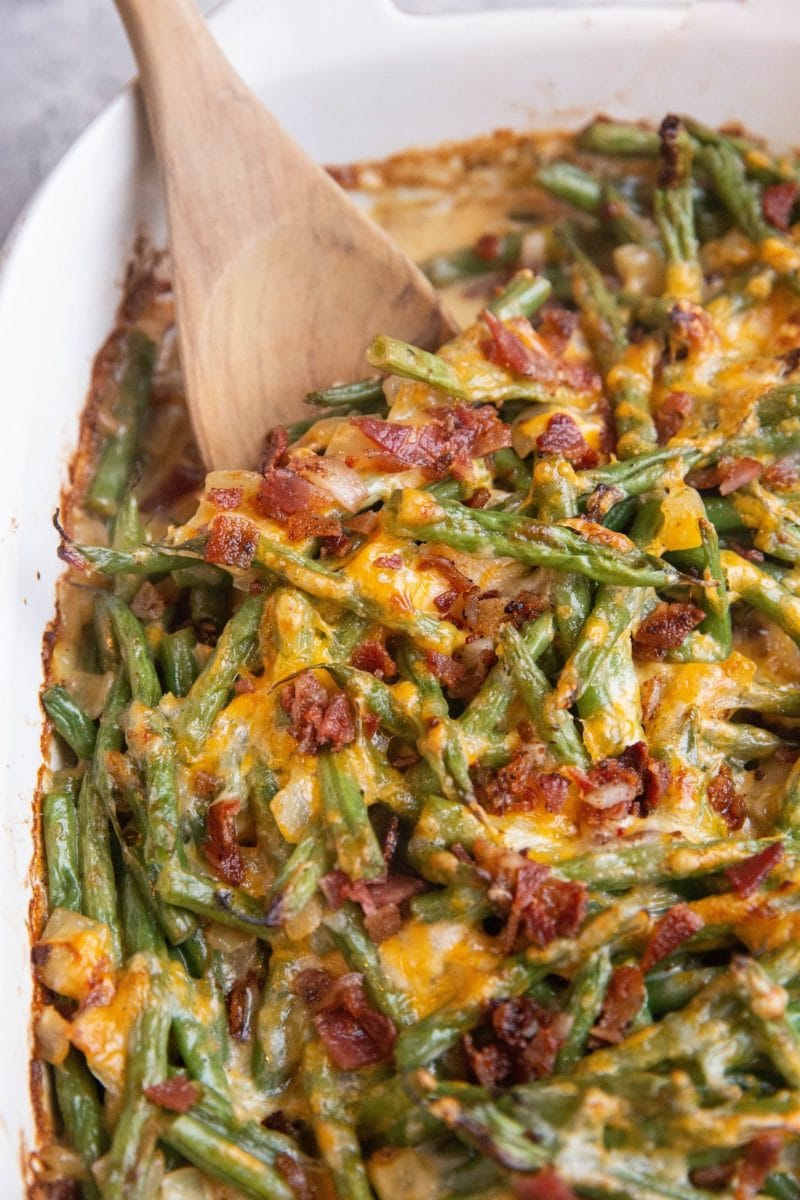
[115,0,449,470]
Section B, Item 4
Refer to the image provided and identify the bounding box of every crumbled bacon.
[319,869,423,942]
[535,412,598,469]
[504,591,549,627]
[354,404,511,480]
[655,391,692,444]
[481,309,600,392]
[375,553,402,569]
[725,841,783,897]
[203,797,245,886]
[590,965,645,1045]
[130,581,165,623]
[633,602,705,658]
[284,512,343,542]
[657,114,682,188]
[419,554,474,594]
[475,751,569,816]
[736,1133,784,1200]
[538,306,579,354]
[347,510,380,535]
[254,467,324,523]
[668,299,713,356]
[426,650,466,691]
[259,426,289,473]
[707,764,746,831]
[292,970,396,1069]
[641,904,704,973]
[512,1170,580,1200]
[319,530,354,559]
[204,514,258,569]
[689,456,763,495]
[350,640,397,680]
[764,457,800,491]
[280,672,355,754]
[208,486,243,510]
[474,842,587,953]
[464,997,569,1088]
[144,1076,201,1113]
[762,181,798,232]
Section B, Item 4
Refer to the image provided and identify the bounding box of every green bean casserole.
[32,115,800,1200]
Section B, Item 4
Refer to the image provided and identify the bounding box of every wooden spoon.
[115,0,449,470]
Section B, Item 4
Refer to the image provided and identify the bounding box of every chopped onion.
[293,454,368,512]
[613,243,664,296]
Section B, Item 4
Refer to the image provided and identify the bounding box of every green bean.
[157,627,199,697]
[723,549,800,647]
[42,777,82,913]
[54,1050,107,1200]
[411,885,491,925]
[555,947,613,1071]
[654,116,699,273]
[318,750,385,881]
[386,489,683,589]
[531,457,591,654]
[646,966,723,1017]
[701,141,771,244]
[77,774,123,966]
[253,937,307,1093]
[157,861,272,937]
[99,593,161,707]
[86,330,155,518]
[111,489,145,603]
[120,868,164,958]
[306,377,385,409]
[421,233,523,288]
[175,594,264,754]
[498,623,588,765]
[42,685,97,760]
[161,1112,295,1200]
[324,903,416,1027]
[264,826,331,925]
[303,1037,373,1200]
[102,968,171,1200]
[731,955,800,1086]
[486,269,552,319]
[460,611,554,738]
[577,119,661,157]
[190,582,230,639]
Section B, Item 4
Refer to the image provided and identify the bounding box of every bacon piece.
[512,1170,580,1200]
[690,456,763,495]
[538,306,579,354]
[725,841,783,897]
[259,426,289,473]
[641,903,704,972]
[319,869,423,941]
[590,965,645,1045]
[482,309,600,391]
[354,404,511,480]
[292,970,396,1069]
[255,467,324,522]
[284,512,343,542]
[426,650,466,691]
[736,1133,784,1200]
[419,554,474,594]
[464,997,565,1088]
[655,391,692,444]
[475,751,568,815]
[280,672,355,754]
[509,862,587,951]
[504,590,549,628]
[347,510,380,536]
[707,763,746,830]
[633,602,705,658]
[350,640,397,680]
[642,758,670,814]
[144,1076,201,1114]
[208,486,244,510]
[204,514,258,569]
[762,181,798,232]
[535,412,598,469]
[764,457,800,491]
[581,755,642,813]
[375,553,402,569]
[203,797,245,886]
[140,461,205,514]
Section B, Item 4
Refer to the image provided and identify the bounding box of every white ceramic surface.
[2,0,799,1191]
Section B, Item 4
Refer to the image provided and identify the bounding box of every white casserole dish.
[2,0,799,1190]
